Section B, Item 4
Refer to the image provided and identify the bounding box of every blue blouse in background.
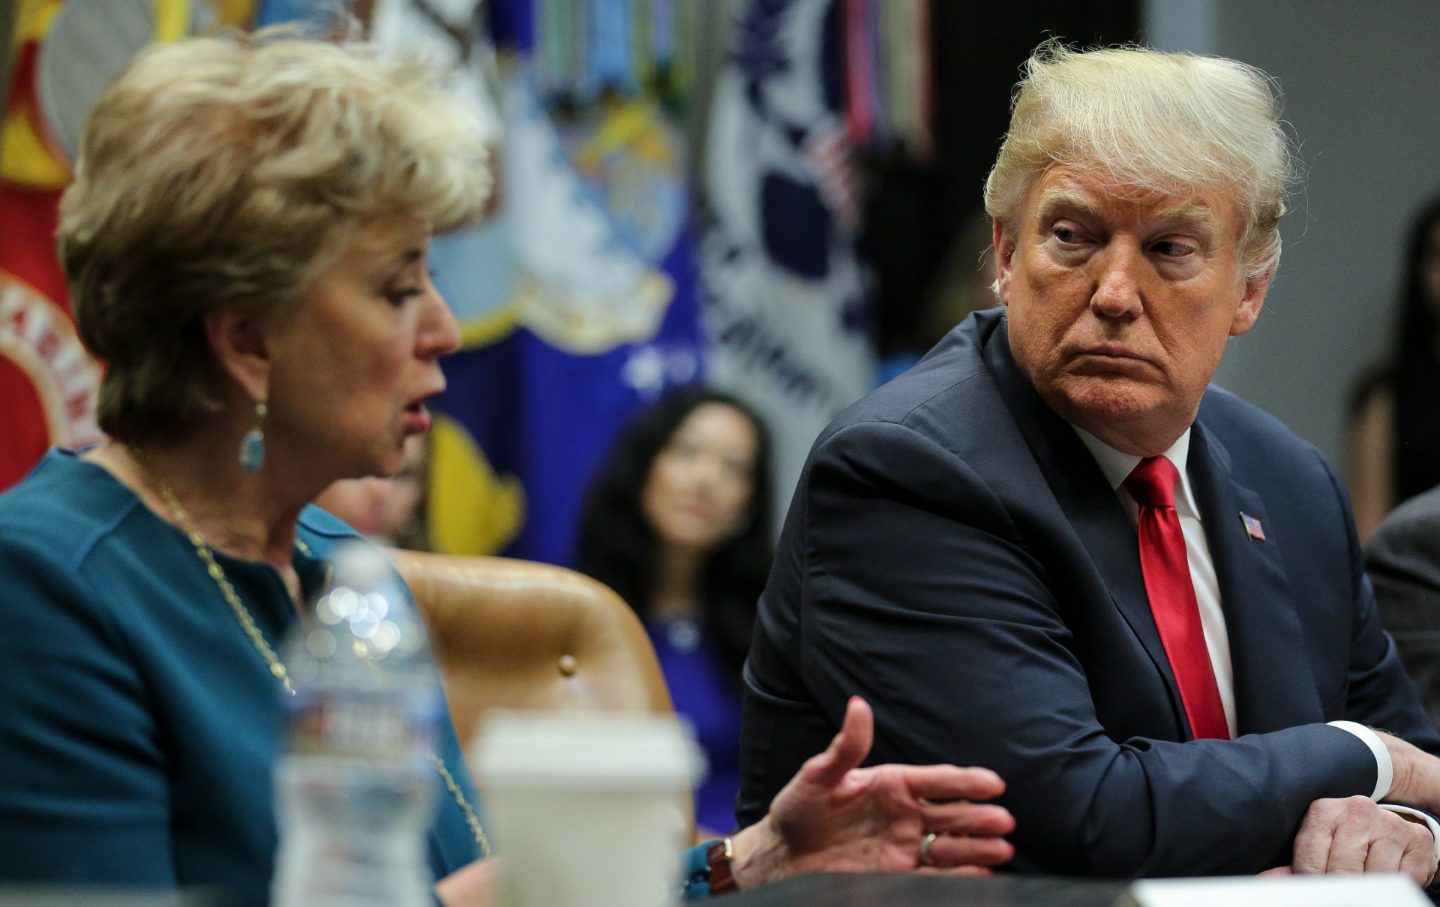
[647,616,745,835]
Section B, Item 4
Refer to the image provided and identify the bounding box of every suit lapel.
[1187,421,1320,734]
[983,317,1190,735]
[1055,453,1193,735]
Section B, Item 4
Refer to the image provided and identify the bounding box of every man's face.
[995,164,1270,456]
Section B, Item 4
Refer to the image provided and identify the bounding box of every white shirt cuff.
[1382,805,1440,870]
[1328,720,1392,800]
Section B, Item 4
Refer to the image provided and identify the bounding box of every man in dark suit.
[1368,486,1440,732]
[736,42,1440,885]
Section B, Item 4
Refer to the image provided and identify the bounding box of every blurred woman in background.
[315,433,429,549]
[1348,194,1440,543]
[577,388,773,835]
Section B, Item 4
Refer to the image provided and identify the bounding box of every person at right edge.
[1346,195,1440,543]
[1367,487,1440,734]
[737,40,1440,888]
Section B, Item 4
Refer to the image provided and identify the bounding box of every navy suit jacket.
[737,309,1440,878]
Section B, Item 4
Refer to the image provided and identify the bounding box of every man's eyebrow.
[1035,188,1218,232]
[1035,188,1094,219]
[1150,201,1218,231]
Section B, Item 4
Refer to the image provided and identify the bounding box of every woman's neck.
[87,435,313,577]
[649,544,705,620]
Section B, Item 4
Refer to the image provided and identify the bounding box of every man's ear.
[1229,269,1272,337]
[203,306,271,404]
[992,219,1015,306]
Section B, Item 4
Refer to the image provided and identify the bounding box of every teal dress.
[0,450,481,905]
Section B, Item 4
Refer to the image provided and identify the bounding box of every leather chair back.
[386,549,676,750]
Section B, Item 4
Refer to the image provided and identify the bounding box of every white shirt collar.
[1072,426,1202,521]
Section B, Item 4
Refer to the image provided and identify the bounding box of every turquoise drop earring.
[239,401,267,471]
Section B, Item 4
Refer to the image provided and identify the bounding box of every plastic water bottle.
[271,541,441,907]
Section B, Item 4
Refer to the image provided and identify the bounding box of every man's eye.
[1053,226,1081,244]
[1152,240,1195,257]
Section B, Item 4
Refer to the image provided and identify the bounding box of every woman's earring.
[239,400,268,472]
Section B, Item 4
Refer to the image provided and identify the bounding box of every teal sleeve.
[0,538,177,887]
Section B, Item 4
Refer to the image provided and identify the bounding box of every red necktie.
[1124,456,1230,740]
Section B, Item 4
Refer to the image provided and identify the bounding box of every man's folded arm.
[791,420,1384,878]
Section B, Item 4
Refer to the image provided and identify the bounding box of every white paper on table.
[1118,873,1429,907]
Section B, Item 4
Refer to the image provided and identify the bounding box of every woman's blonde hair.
[983,40,1295,280]
[58,32,494,443]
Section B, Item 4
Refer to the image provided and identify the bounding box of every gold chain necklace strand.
[155,484,492,857]
[158,486,297,697]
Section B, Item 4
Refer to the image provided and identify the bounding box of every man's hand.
[435,856,499,907]
[729,696,1015,888]
[1268,796,1437,888]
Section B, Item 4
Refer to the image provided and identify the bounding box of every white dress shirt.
[1071,427,1397,795]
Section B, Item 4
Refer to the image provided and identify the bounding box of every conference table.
[723,872,1127,907]
[0,894,227,907]
[0,879,1120,907]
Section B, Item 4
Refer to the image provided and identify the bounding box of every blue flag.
[425,54,702,564]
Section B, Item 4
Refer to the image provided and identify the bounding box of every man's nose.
[1090,243,1144,319]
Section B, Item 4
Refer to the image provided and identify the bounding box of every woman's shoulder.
[0,450,143,565]
[296,504,366,556]
[0,451,163,655]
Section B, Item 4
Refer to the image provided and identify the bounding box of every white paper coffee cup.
[472,711,705,907]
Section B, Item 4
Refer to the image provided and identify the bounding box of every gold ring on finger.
[919,831,939,867]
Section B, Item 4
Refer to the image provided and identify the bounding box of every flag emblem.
[1240,512,1266,541]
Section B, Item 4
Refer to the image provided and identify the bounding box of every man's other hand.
[1271,795,1437,888]
[729,696,1015,888]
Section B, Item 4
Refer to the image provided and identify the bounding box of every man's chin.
[1042,380,1190,453]
[1046,378,1156,426]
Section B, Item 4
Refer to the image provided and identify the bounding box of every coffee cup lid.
[472,710,706,790]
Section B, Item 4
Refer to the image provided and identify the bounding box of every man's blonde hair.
[983,40,1294,280]
[58,32,493,443]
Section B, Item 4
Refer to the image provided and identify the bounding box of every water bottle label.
[290,689,437,761]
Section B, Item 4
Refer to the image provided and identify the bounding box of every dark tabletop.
[0,891,231,906]
[722,873,1126,907]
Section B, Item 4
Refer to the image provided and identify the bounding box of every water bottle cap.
[328,540,393,591]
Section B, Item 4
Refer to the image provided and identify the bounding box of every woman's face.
[265,215,458,483]
[642,403,759,556]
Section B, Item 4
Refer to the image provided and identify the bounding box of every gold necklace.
[155,483,492,857]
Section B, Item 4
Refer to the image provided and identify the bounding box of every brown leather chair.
[385,549,676,751]
[388,549,699,841]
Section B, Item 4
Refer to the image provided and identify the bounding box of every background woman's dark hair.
[1348,193,1440,415]
[574,387,774,684]
[1395,194,1440,364]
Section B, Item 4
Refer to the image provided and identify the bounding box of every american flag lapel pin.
[1240,512,1266,541]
